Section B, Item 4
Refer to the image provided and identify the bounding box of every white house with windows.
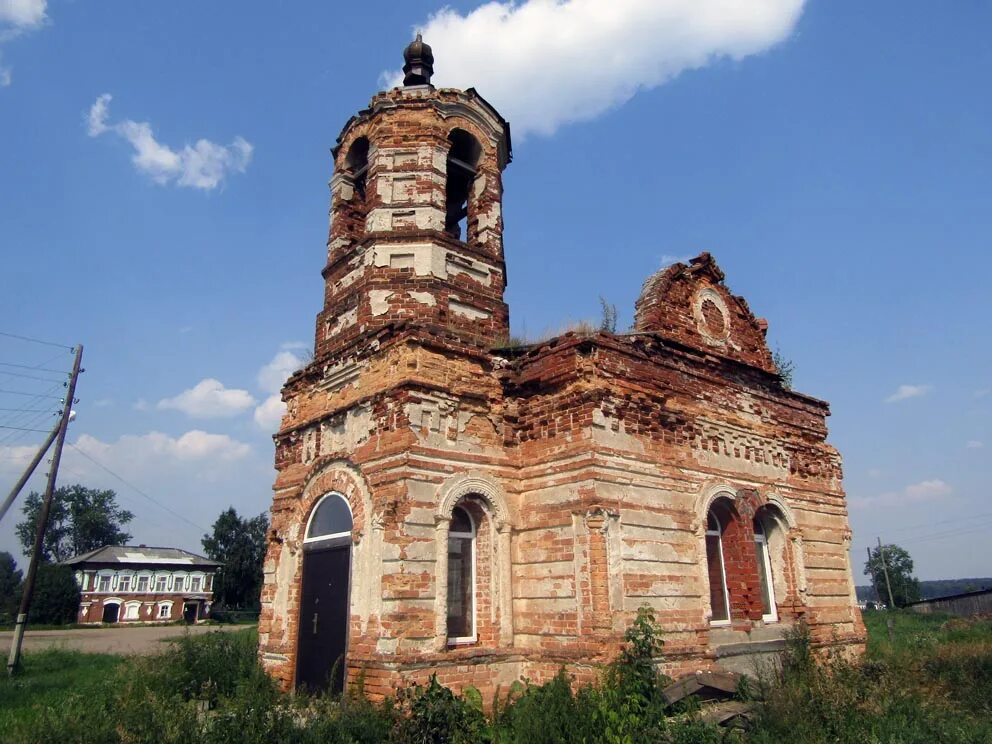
[63,545,221,624]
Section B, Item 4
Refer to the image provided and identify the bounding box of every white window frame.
[123,601,142,620]
[173,575,186,592]
[157,601,173,619]
[190,575,202,593]
[705,512,732,627]
[97,574,112,593]
[447,506,477,645]
[155,575,167,593]
[118,575,132,593]
[753,519,779,623]
[136,575,150,593]
[303,492,354,547]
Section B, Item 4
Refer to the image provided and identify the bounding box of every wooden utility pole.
[877,537,896,610]
[867,546,883,607]
[0,423,59,525]
[7,344,83,675]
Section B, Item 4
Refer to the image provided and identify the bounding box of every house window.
[97,575,111,593]
[158,603,171,619]
[446,506,476,643]
[155,576,167,592]
[753,515,779,622]
[124,603,140,620]
[204,575,212,591]
[173,576,185,592]
[137,576,149,592]
[119,576,131,593]
[190,576,201,592]
[705,509,731,624]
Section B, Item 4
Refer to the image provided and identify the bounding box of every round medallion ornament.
[693,288,731,345]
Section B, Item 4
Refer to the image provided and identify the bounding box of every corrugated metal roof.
[62,545,222,567]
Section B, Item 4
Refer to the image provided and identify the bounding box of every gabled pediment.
[633,253,776,374]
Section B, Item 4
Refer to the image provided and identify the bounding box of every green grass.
[0,647,123,726]
[0,613,990,742]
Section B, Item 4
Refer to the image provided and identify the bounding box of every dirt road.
[0,624,253,656]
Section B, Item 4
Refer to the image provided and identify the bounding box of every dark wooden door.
[183,602,198,623]
[297,544,351,693]
[102,603,119,623]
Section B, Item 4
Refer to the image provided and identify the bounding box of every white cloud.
[254,394,286,431]
[85,94,253,190]
[157,378,256,419]
[257,349,305,395]
[0,0,47,28]
[132,398,149,412]
[975,388,990,399]
[852,478,953,509]
[0,0,47,86]
[385,0,805,137]
[86,92,111,136]
[884,384,932,403]
[966,440,983,449]
[75,430,251,463]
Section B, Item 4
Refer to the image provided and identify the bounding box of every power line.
[0,408,54,413]
[67,443,209,534]
[0,369,68,383]
[0,388,64,399]
[0,331,73,350]
[0,425,52,433]
[0,361,71,375]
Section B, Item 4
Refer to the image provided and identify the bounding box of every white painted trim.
[705,515,732,625]
[753,525,779,623]
[447,506,477,645]
[303,491,354,544]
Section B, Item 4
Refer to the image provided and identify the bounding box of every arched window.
[705,505,731,624]
[334,137,370,247]
[753,512,780,622]
[305,493,354,545]
[447,505,476,642]
[445,129,482,241]
[345,137,370,202]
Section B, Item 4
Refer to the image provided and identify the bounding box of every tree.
[202,507,269,609]
[599,296,618,333]
[864,543,921,608]
[15,484,134,563]
[772,347,795,390]
[0,551,23,623]
[29,563,80,625]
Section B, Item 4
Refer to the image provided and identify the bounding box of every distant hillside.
[855,578,992,603]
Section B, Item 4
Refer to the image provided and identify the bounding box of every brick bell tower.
[317,35,512,356]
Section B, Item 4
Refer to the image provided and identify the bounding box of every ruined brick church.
[258,37,865,696]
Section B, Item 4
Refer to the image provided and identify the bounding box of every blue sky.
[1,1,990,582]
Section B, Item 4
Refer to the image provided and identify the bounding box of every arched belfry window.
[345,137,370,202]
[304,493,353,547]
[705,503,732,625]
[753,511,780,622]
[445,129,482,241]
[447,505,476,642]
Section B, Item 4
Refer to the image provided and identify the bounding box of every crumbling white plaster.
[408,291,436,306]
[591,408,645,453]
[369,290,393,316]
[448,299,491,321]
[319,403,374,455]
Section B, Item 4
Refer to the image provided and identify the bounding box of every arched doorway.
[297,492,353,694]
[102,601,120,624]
